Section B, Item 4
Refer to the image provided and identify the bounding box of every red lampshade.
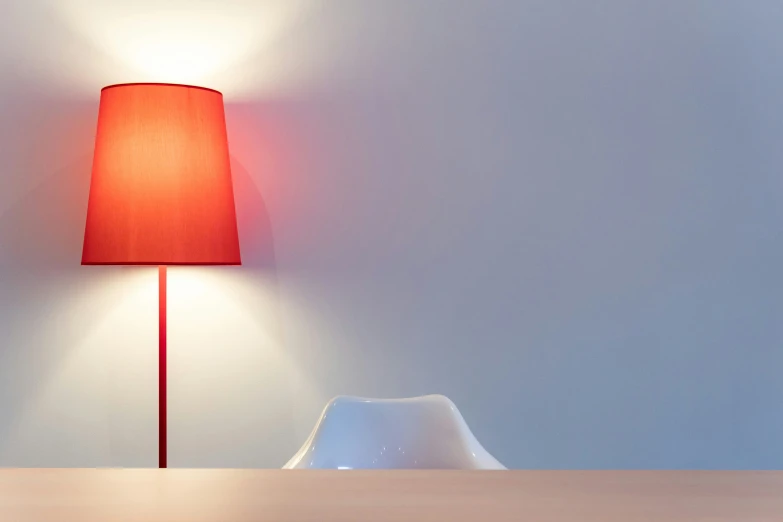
[82,83,241,265]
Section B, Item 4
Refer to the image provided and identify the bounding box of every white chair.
[284,395,506,469]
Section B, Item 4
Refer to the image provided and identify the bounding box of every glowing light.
[52,0,306,95]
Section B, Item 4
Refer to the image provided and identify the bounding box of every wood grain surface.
[0,469,781,521]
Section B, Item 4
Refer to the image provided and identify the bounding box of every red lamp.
[82,83,241,468]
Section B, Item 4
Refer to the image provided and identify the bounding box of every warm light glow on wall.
[164,267,321,466]
[0,266,321,466]
[0,269,159,466]
[52,0,306,95]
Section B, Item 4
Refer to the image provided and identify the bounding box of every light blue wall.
[0,0,781,468]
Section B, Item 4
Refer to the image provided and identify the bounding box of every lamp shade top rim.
[101,82,222,95]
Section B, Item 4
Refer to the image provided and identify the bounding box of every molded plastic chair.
[284,395,506,469]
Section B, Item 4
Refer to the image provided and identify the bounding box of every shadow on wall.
[232,157,277,274]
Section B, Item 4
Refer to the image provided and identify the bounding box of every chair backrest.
[284,395,506,469]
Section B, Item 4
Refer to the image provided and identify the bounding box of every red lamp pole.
[158,266,167,468]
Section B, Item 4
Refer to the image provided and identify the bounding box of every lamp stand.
[159,265,167,468]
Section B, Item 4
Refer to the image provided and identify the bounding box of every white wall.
[1,0,782,469]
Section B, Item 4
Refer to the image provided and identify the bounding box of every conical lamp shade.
[82,83,241,265]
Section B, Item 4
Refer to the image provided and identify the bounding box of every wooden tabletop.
[0,469,781,521]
